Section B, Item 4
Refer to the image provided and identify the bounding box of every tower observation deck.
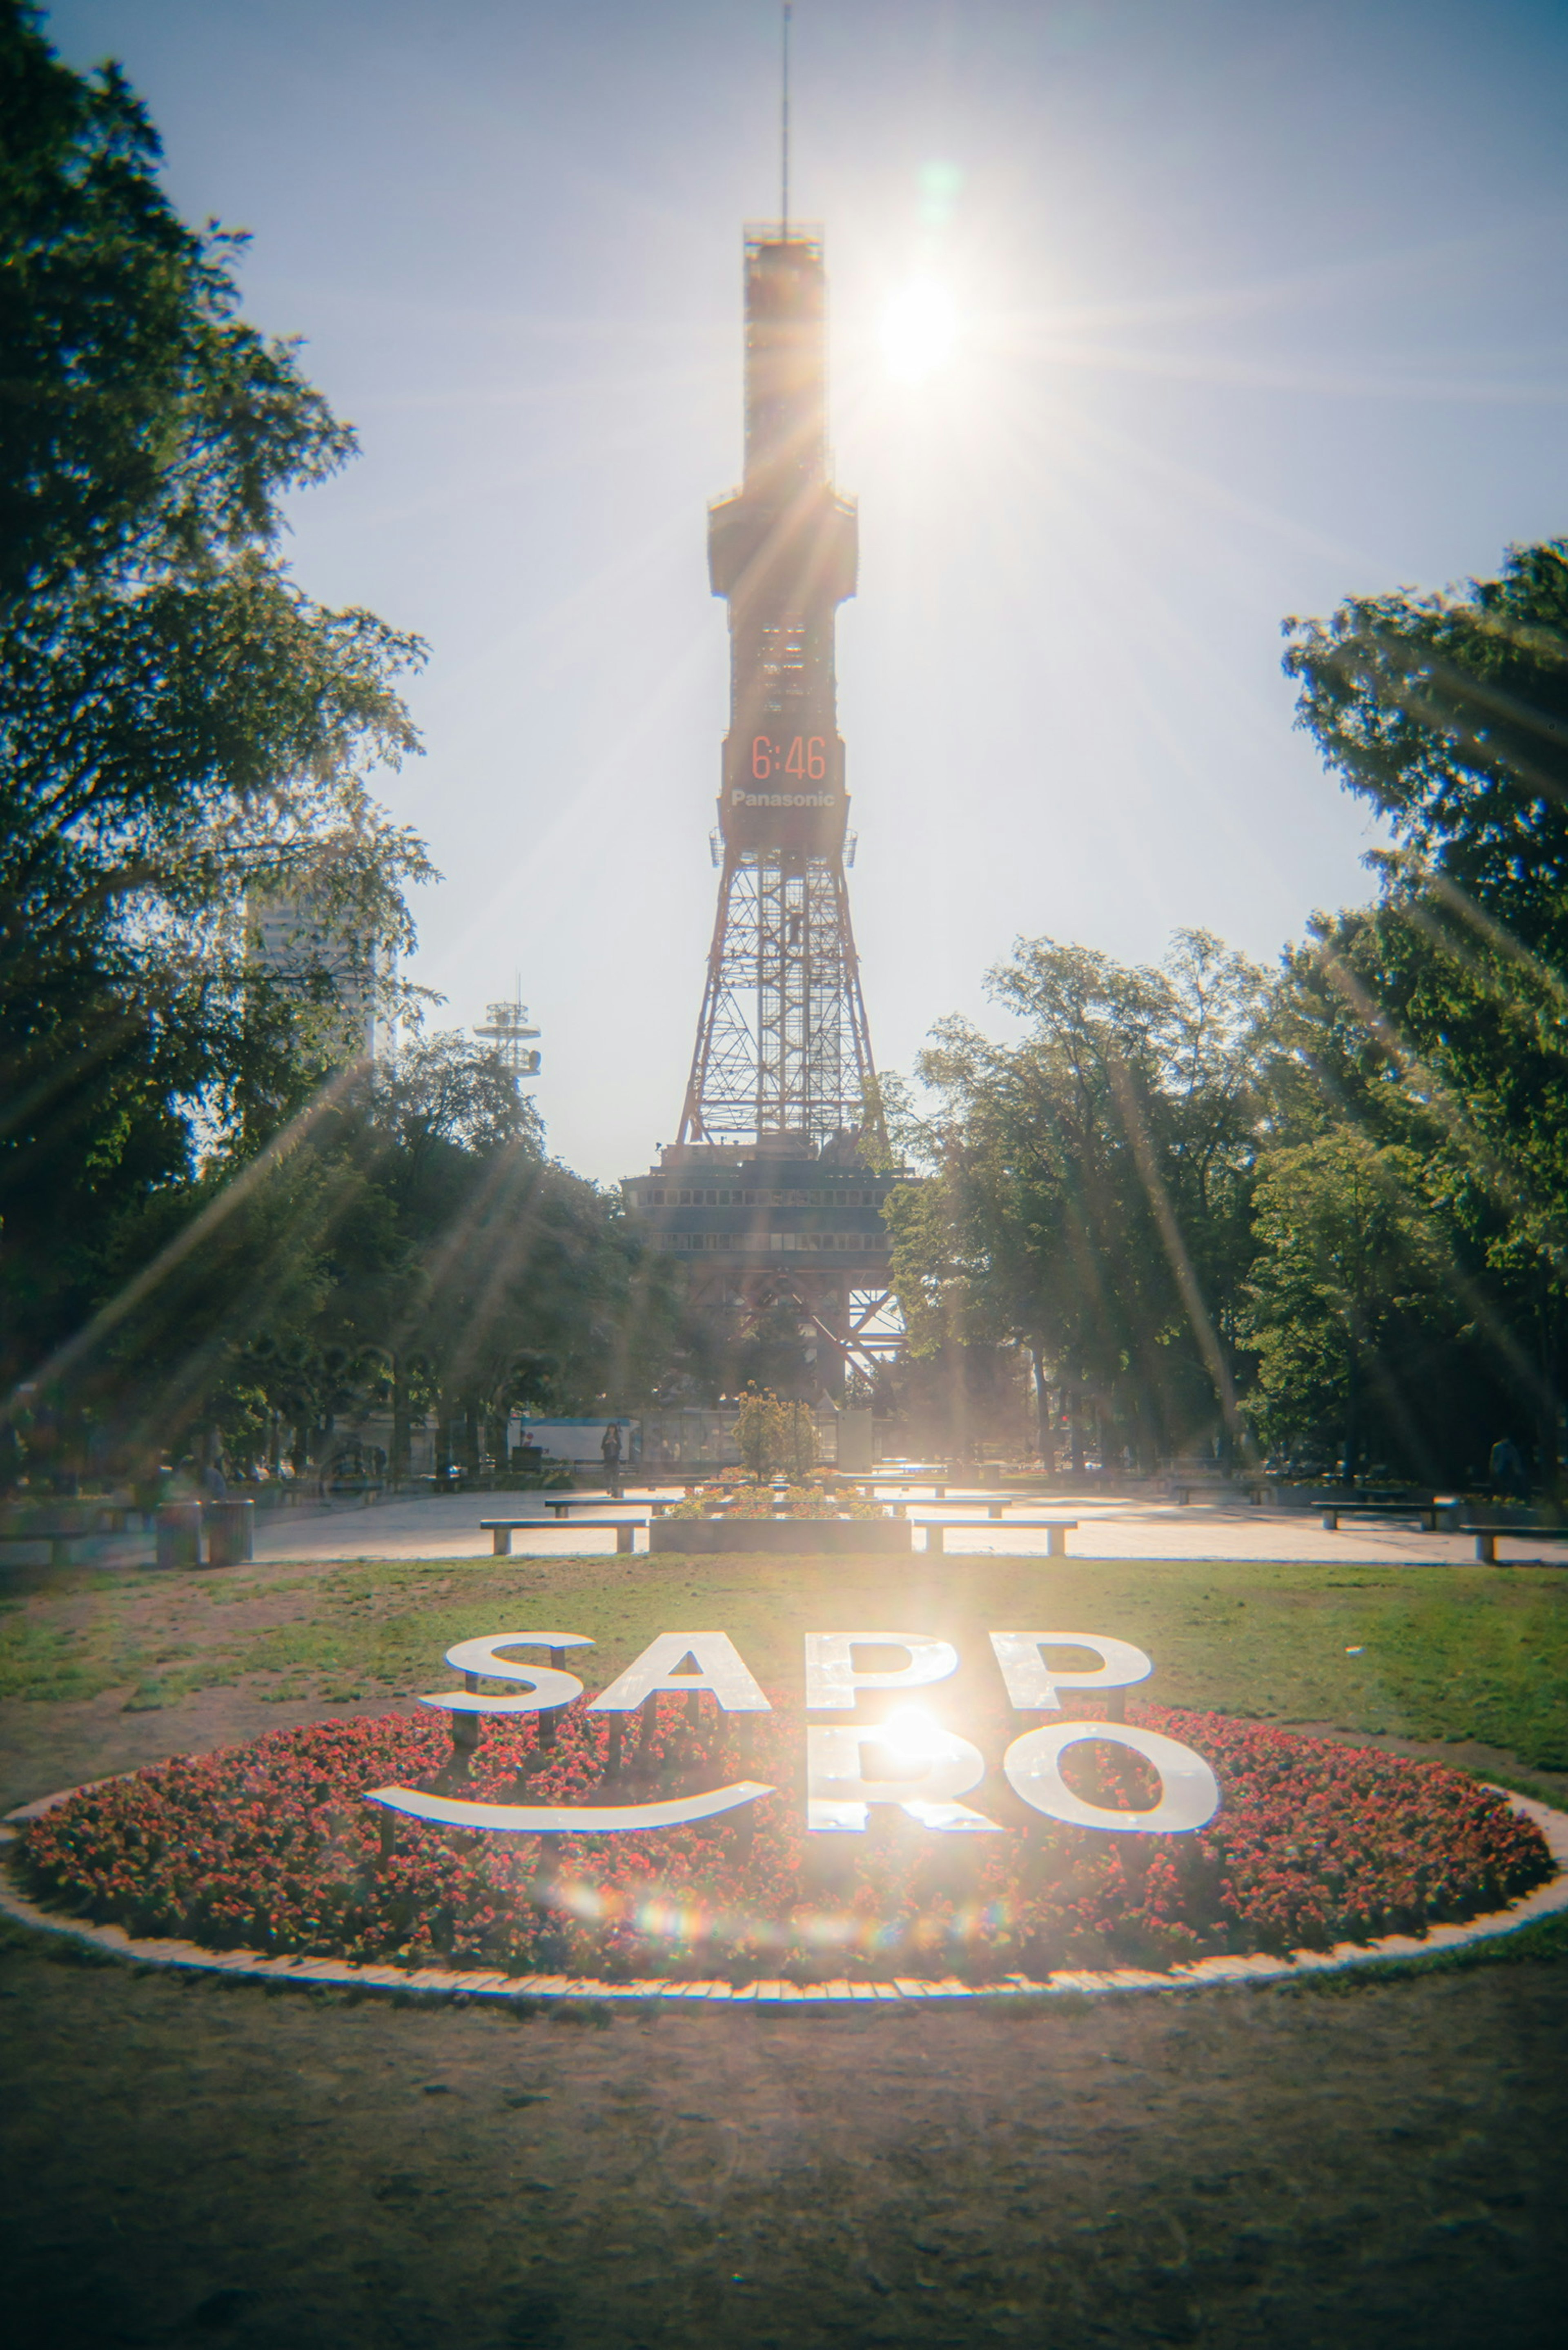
[624,224,902,1388]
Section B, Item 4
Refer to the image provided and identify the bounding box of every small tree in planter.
[735,1390,821,1484]
[784,1399,817,1481]
[735,1388,783,1481]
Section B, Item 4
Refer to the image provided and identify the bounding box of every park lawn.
[4,1550,1568,2350]
[1,1550,1566,1778]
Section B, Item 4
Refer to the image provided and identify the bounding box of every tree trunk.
[1536,1288,1559,1498]
[391,1357,410,1484]
[949,1349,971,1465]
[1341,1346,1359,1486]
[1031,1346,1053,1472]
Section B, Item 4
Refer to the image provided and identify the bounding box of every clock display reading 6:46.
[752,733,829,781]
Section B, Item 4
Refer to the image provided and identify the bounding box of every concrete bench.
[0,1528,89,1566]
[1461,1524,1568,1564]
[837,1481,959,1501]
[920,1518,1078,1557]
[0,1504,142,1567]
[481,1519,639,1556]
[1319,1503,1445,1533]
[889,1495,1022,1521]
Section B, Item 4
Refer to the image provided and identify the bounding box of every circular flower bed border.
[3,1731,1566,2006]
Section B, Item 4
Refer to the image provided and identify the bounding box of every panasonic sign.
[730,789,835,809]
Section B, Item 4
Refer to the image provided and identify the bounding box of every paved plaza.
[246,1488,1561,1569]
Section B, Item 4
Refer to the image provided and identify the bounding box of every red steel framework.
[626,224,904,1385]
[679,224,873,1154]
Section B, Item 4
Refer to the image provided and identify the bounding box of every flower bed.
[13,1705,1553,1984]
[668,1483,882,1519]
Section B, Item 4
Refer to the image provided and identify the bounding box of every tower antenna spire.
[780,1,792,236]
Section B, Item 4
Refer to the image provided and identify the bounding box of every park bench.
[1459,1524,1568,1564]
[481,1519,641,1556]
[842,1484,1036,1511]
[0,1505,137,1567]
[1318,1502,1450,1533]
[1169,1483,1261,1506]
[540,1492,648,1519]
[833,1477,961,1500]
[918,1518,1079,1557]
[884,1492,1030,1520]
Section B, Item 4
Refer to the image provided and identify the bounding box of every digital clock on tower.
[751,733,829,782]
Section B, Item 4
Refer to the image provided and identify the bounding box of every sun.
[880,278,959,383]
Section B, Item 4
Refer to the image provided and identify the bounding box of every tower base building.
[625,1134,902,1390]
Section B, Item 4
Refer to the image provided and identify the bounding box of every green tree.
[0,2,431,1452]
[77,1031,686,1484]
[886,931,1270,1470]
[1243,1129,1450,1481]
[732,1390,816,1482]
[1284,539,1568,1479]
[1284,540,1568,951]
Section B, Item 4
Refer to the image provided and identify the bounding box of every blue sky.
[46,0,1568,1180]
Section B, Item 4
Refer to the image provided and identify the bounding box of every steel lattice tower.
[679,225,874,1150]
[624,222,903,1392]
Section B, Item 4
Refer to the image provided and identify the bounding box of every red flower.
[12,1702,1552,1983]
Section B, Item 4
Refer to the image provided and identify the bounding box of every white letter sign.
[806,1715,1001,1834]
[1003,1720,1221,1835]
[988,1631,1152,1712]
[419,1632,593,1719]
[803,1633,958,1709]
[362,1624,1222,1843]
[588,1631,771,1714]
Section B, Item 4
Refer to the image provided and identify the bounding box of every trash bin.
[202,1499,254,1567]
[155,1502,203,1570]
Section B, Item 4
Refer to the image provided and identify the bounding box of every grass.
[2,1550,1567,1773]
[4,1549,1565,2350]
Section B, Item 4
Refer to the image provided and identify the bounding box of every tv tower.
[624,27,901,1390]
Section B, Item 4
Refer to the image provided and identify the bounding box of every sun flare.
[880,278,959,383]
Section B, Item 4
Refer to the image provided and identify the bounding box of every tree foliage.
[1284,540,1568,952]
[885,931,1270,1469]
[1282,539,1568,1475]
[0,1,431,1424]
[51,1034,686,1481]
[886,540,1568,1484]
[734,1389,817,1482]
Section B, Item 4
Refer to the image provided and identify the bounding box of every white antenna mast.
[780,1,792,236]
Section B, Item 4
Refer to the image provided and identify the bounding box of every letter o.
[1002,1720,1220,1835]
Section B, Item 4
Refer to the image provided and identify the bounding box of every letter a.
[588,1631,772,1714]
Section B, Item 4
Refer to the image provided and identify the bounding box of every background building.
[248,889,381,1065]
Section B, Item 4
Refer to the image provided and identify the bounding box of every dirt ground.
[3,1561,1566,2347]
[3,1927,1565,2350]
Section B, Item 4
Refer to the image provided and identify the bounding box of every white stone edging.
[2,1779,1565,2008]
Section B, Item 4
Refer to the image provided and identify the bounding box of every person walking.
[1489,1435,1529,1503]
[600,1420,624,1499]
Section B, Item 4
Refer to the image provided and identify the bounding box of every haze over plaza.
[44,0,1568,1181]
